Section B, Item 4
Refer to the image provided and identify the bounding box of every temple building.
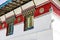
[0,0,52,40]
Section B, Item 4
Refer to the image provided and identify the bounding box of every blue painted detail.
[0,0,12,9]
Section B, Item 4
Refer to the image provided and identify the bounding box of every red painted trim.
[51,0,60,9]
[34,3,51,17]
[51,3,60,16]
[0,2,51,30]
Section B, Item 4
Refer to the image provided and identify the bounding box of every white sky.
[0,0,7,5]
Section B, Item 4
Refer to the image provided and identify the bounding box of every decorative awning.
[0,0,32,16]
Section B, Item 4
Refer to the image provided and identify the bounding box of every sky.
[0,0,7,5]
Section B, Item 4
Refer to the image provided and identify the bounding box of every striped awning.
[0,0,32,16]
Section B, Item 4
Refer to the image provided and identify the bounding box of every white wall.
[52,12,60,40]
[0,13,51,40]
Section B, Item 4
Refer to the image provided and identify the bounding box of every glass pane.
[24,8,35,31]
[6,23,14,36]
[24,15,34,31]
[0,19,2,25]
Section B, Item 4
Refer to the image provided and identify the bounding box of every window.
[6,12,15,36]
[6,23,14,36]
[0,18,2,25]
[23,8,35,31]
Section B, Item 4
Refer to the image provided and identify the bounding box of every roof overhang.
[0,0,32,16]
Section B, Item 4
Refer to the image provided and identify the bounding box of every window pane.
[6,23,14,36]
[24,8,35,31]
